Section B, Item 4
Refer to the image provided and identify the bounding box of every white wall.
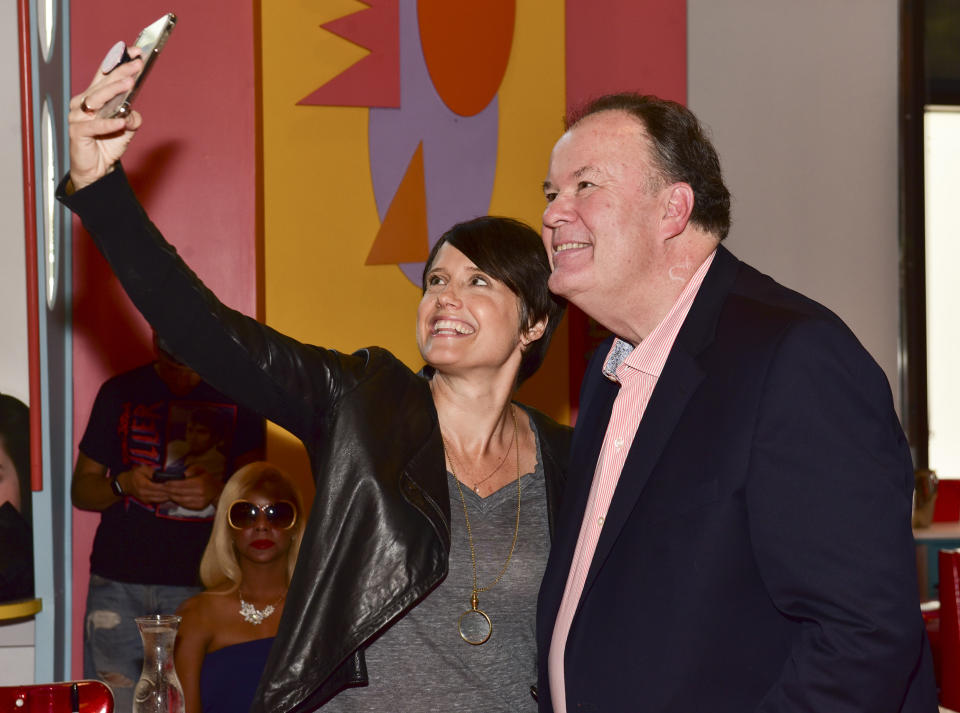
[688,0,901,407]
[925,109,960,477]
[0,0,35,685]
[1,3,29,403]
[0,620,36,685]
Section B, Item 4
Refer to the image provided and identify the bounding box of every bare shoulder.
[177,590,234,637]
[178,590,214,618]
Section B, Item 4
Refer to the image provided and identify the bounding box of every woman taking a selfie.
[60,52,569,712]
[175,462,305,713]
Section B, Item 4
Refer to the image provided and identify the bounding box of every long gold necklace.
[441,405,521,646]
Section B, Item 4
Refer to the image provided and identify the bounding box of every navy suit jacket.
[537,246,937,712]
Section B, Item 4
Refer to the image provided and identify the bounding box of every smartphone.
[153,470,186,483]
[97,12,177,119]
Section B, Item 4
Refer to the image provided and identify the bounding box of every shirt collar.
[601,249,717,383]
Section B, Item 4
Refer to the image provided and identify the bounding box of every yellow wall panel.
[260,1,568,446]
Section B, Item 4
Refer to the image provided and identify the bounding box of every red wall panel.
[70,3,258,676]
[566,0,686,109]
[564,0,686,416]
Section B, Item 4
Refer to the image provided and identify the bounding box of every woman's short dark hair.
[422,216,566,384]
[0,394,31,524]
[567,93,731,240]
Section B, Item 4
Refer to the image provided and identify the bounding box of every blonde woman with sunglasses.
[175,462,306,713]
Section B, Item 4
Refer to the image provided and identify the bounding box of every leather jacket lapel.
[399,422,451,552]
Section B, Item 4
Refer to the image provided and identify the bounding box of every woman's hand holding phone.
[68,47,144,192]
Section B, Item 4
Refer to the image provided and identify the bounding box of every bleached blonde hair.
[198,461,306,592]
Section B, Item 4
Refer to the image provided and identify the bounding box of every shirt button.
[614,437,624,452]
[598,516,605,527]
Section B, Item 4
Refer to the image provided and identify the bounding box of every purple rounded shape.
[368,0,500,285]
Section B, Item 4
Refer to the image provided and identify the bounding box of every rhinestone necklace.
[238,590,286,625]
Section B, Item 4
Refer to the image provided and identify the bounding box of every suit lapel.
[577,349,703,600]
[574,246,742,607]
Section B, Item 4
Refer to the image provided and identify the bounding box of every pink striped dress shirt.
[548,251,716,713]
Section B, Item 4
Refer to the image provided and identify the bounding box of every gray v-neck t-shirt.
[321,417,550,711]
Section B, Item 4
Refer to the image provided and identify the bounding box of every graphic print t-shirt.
[79,364,264,585]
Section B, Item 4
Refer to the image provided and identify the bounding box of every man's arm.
[71,452,171,511]
[747,318,932,711]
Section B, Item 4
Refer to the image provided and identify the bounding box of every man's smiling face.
[541,110,671,326]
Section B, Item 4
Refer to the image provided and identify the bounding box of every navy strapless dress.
[199,637,274,713]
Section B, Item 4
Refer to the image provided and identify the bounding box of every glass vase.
[132,614,185,713]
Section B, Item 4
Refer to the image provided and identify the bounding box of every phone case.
[97,13,177,119]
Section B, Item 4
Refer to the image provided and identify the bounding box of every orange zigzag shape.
[298,0,400,108]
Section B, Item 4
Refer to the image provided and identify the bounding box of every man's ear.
[661,182,695,238]
[520,317,549,349]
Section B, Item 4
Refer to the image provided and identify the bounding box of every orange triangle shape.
[366,143,430,265]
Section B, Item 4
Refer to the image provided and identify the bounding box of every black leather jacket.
[59,166,571,712]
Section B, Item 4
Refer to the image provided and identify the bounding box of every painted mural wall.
[55,0,902,684]
[64,0,686,677]
[258,0,570,435]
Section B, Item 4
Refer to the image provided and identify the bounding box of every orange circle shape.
[417,0,515,117]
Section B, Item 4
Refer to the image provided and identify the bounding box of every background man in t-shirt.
[72,333,264,711]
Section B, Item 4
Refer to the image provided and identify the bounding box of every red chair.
[922,600,941,688]
[940,549,960,708]
[0,680,113,712]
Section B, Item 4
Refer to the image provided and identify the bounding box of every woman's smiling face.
[417,243,527,377]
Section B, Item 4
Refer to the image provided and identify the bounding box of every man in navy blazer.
[536,93,937,712]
